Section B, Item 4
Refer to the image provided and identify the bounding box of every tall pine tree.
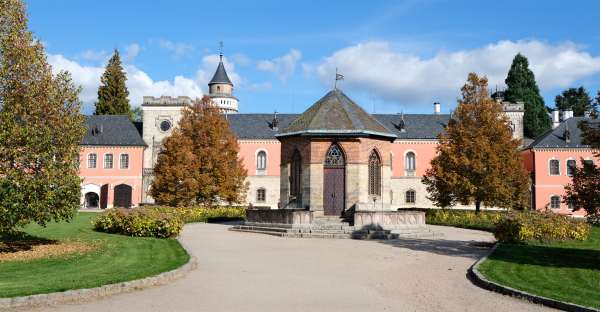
[504,53,551,138]
[422,73,529,212]
[0,0,86,233]
[94,49,132,119]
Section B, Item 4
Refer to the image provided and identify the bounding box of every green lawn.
[478,227,600,309]
[0,212,189,298]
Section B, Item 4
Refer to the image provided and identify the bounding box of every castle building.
[81,57,600,216]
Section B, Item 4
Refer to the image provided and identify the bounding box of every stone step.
[232,225,288,233]
[229,228,285,237]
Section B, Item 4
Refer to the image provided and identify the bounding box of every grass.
[478,227,600,309]
[0,212,189,298]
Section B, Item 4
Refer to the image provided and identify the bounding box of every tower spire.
[219,41,223,62]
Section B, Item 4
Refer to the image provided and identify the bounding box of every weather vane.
[334,67,344,90]
[219,41,224,61]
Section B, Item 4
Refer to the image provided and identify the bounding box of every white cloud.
[231,53,251,66]
[47,54,204,110]
[312,40,600,106]
[257,49,302,83]
[195,54,242,87]
[158,39,194,58]
[78,49,108,62]
[124,43,140,61]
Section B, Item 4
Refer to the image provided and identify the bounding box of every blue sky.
[26,0,600,114]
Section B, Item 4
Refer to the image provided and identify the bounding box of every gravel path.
[27,224,554,312]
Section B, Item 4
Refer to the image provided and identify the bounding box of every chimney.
[563,109,574,120]
[433,102,441,115]
[552,110,560,129]
[584,110,591,118]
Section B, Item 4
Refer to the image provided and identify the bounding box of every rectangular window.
[120,154,129,169]
[566,159,576,176]
[406,190,416,204]
[549,159,560,175]
[256,189,266,202]
[550,196,561,209]
[88,154,97,168]
[104,154,113,169]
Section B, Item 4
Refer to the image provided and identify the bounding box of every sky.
[25,0,600,115]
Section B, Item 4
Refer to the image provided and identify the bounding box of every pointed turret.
[208,49,239,114]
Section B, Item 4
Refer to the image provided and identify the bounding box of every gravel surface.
[25,223,554,312]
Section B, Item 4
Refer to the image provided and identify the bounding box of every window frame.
[405,151,416,176]
[256,188,266,202]
[104,153,113,169]
[256,150,267,173]
[549,159,560,176]
[550,195,561,209]
[120,153,129,170]
[87,153,97,169]
[368,150,382,196]
[566,158,576,177]
[405,189,416,204]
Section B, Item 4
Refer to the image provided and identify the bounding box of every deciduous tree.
[423,73,529,212]
[94,49,132,119]
[0,0,86,233]
[150,96,248,206]
[504,53,551,138]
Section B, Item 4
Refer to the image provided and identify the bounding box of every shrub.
[93,208,183,238]
[494,211,590,243]
[145,206,246,223]
[426,209,505,232]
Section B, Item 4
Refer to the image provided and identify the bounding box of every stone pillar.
[307,163,323,212]
[280,162,290,208]
[345,163,360,211]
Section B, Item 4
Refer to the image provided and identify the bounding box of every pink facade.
[79,146,144,209]
[524,148,597,216]
[238,141,282,176]
[390,141,438,177]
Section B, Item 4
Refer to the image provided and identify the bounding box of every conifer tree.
[555,87,597,117]
[94,49,132,119]
[151,96,248,206]
[0,0,86,233]
[504,53,551,138]
[422,73,529,212]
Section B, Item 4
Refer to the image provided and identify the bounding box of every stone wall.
[353,210,426,229]
[246,209,313,225]
[245,175,280,209]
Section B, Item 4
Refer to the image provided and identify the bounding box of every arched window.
[257,151,267,171]
[549,159,560,176]
[566,159,576,177]
[217,86,221,92]
[325,144,345,167]
[256,188,266,202]
[550,196,561,209]
[290,150,302,204]
[104,154,113,169]
[368,150,381,196]
[88,153,97,168]
[405,190,416,204]
[405,152,416,176]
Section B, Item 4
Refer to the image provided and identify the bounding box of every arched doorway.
[84,192,99,209]
[114,184,132,208]
[323,143,345,216]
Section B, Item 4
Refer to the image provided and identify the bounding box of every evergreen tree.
[94,49,132,119]
[555,87,596,117]
[422,73,529,212]
[504,53,551,138]
[0,0,86,233]
[151,96,248,206]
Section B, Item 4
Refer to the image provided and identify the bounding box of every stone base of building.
[353,210,425,229]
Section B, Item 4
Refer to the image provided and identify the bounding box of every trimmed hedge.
[494,211,590,243]
[93,208,183,238]
[146,206,246,223]
[426,209,505,232]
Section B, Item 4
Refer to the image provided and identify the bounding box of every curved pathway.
[27,224,554,312]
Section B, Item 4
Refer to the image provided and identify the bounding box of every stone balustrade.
[353,210,426,229]
[246,209,313,225]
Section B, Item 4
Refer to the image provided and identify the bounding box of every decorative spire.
[219,41,223,62]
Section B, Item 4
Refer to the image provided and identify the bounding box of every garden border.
[0,239,197,310]
[468,244,599,312]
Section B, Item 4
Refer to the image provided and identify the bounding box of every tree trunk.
[475,201,481,214]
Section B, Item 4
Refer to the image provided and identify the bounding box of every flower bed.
[494,211,590,243]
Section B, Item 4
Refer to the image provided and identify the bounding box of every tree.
[150,96,248,206]
[94,49,132,119]
[422,73,529,212]
[555,87,596,117]
[0,0,85,233]
[504,53,551,138]
[132,106,142,122]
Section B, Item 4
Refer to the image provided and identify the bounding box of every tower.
[208,50,239,114]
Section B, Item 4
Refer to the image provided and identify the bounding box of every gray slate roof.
[276,89,396,138]
[227,113,449,140]
[528,117,597,149]
[83,115,146,146]
[208,61,233,85]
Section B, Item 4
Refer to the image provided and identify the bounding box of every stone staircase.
[229,216,442,240]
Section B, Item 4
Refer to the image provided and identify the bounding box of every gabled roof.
[528,117,596,149]
[208,60,233,85]
[276,89,396,138]
[82,115,146,147]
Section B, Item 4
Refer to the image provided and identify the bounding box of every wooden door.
[114,184,132,208]
[100,184,108,209]
[323,167,345,216]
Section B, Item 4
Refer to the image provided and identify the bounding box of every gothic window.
[550,196,561,209]
[88,153,97,168]
[567,159,576,176]
[290,150,302,203]
[256,188,266,202]
[104,154,113,169]
[120,154,129,169]
[549,159,560,175]
[405,190,416,204]
[405,151,416,176]
[257,151,267,171]
[324,144,345,167]
[368,150,381,196]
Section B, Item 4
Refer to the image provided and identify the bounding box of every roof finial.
[219,41,223,62]
[334,67,344,90]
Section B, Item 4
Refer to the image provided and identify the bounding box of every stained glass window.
[368,150,381,196]
[324,144,345,167]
